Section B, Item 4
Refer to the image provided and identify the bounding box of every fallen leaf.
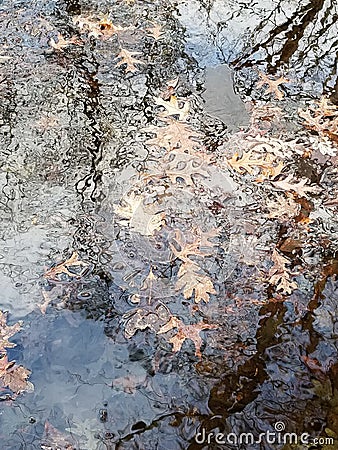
[143,118,204,155]
[157,317,217,357]
[115,48,145,73]
[49,33,82,51]
[0,355,33,394]
[146,24,164,40]
[176,261,216,303]
[268,249,298,294]
[73,15,130,39]
[256,72,289,100]
[266,194,301,220]
[0,311,22,353]
[169,228,217,263]
[44,252,89,281]
[154,95,190,121]
[41,421,76,450]
[272,174,321,198]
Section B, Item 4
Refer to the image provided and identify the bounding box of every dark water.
[1,0,338,448]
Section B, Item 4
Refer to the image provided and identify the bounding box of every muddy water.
[1,0,338,449]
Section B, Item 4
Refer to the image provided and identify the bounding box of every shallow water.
[1,0,338,449]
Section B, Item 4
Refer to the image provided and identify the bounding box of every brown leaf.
[169,228,217,263]
[49,33,82,51]
[228,150,282,178]
[115,48,145,73]
[157,317,217,358]
[44,252,89,281]
[41,421,76,450]
[268,249,297,294]
[175,261,216,303]
[256,72,289,100]
[272,174,321,198]
[0,311,22,353]
[154,95,190,121]
[0,355,32,394]
[265,194,301,220]
[73,15,130,39]
[143,118,205,156]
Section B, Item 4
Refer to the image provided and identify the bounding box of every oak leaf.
[266,194,300,220]
[146,24,164,40]
[41,421,75,450]
[256,72,289,100]
[0,311,22,353]
[115,48,145,73]
[0,355,33,394]
[169,228,218,263]
[49,33,82,51]
[143,118,204,155]
[154,95,190,121]
[272,174,321,198]
[157,317,217,357]
[228,150,282,178]
[268,249,297,294]
[176,261,216,303]
[73,15,129,39]
[44,252,89,281]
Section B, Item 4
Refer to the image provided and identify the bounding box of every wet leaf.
[0,355,33,394]
[268,249,298,295]
[113,192,165,236]
[146,24,164,40]
[154,95,190,121]
[169,228,218,263]
[176,261,216,303]
[256,72,289,100]
[228,150,283,179]
[41,421,76,450]
[265,194,301,220]
[123,303,171,338]
[157,316,217,358]
[143,118,204,155]
[272,174,321,198]
[115,48,145,73]
[299,97,338,144]
[73,15,130,39]
[49,33,82,51]
[44,252,89,281]
[0,311,22,353]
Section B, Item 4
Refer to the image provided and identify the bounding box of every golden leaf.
[157,317,217,358]
[256,72,289,100]
[154,95,190,121]
[115,48,145,73]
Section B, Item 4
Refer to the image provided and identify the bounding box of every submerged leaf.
[157,317,217,357]
[115,48,145,73]
[154,95,190,121]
